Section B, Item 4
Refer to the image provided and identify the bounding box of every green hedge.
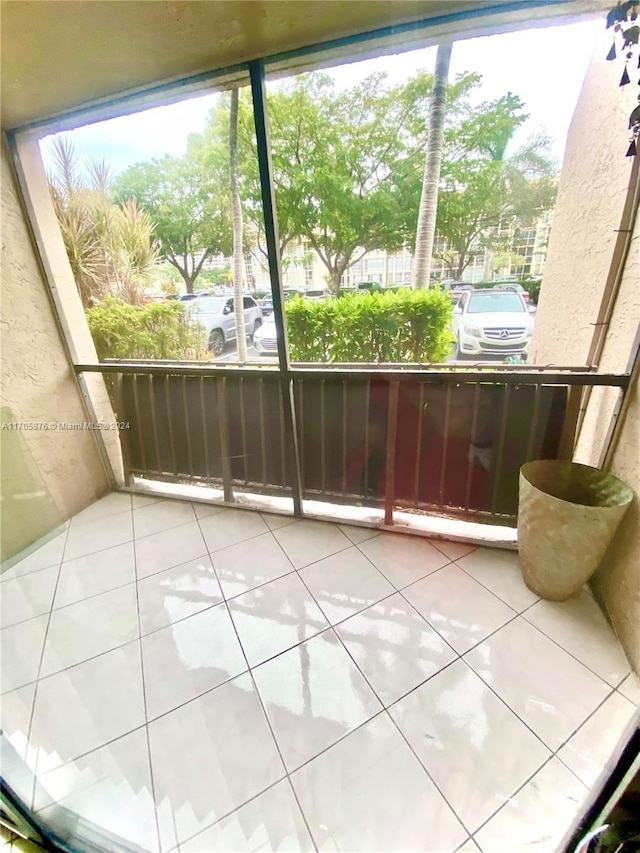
[86,297,207,360]
[285,289,453,363]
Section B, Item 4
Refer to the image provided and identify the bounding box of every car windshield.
[467,293,525,314]
[190,297,226,312]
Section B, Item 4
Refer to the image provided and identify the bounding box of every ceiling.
[1,0,607,132]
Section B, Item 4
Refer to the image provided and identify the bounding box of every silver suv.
[452,289,533,359]
[189,295,263,354]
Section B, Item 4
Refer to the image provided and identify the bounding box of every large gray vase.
[518,460,633,601]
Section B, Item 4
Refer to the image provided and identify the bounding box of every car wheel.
[208,329,225,355]
[252,318,262,340]
[455,337,465,360]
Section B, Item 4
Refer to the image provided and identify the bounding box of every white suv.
[452,289,533,360]
[188,295,263,355]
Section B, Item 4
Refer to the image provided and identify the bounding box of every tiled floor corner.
[1,492,637,853]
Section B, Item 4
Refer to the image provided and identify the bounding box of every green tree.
[401,85,557,280]
[112,149,232,294]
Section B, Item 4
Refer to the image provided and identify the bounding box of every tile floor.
[1,493,638,853]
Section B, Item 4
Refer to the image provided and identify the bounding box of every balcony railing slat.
[384,380,400,526]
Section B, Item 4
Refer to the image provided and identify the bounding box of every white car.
[452,289,533,360]
[188,295,263,355]
[253,313,279,356]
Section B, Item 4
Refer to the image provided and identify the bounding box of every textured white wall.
[1,138,111,560]
[530,32,640,672]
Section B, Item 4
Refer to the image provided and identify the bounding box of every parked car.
[451,289,533,359]
[253,313,279,356]
[495,282,530,302]
[188,295,263,354]
[260,296,274,316]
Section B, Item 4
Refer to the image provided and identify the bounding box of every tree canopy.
[108,67,557,294]
[112,146,232,294]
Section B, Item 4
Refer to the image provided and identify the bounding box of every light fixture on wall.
[606,1,640,155]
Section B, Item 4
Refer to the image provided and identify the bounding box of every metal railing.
[74,362,629,528]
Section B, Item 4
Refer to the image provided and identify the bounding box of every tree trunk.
[230,88,248,362]
[411,42,452,290]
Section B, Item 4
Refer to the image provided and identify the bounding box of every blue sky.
[40,18,602,176]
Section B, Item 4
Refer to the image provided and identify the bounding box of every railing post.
[384,381,400,526]
[249,59,303,516]
[217,377,234,503]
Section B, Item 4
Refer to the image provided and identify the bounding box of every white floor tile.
[272,520,350,569]
[557,691,638,788]
[292,713,466,853]
[0,683,36,760]
[403,564,515,654]
[465,618,611,751]
[253,630,382,771]
[0,615,48,693]
[338,524,380,545]
[455,548,538,612]
[199,509,268,553]
[40,585,139,677]
[134,522,208,579]
[457,842,480,852]
[70,492,132,526]
[54,542,136,609]
[149,672,284,852]
[30,642,145,773]
[299,546,395,625]
[390,660,550,833]
[523,591,631,686]
[142,604,247,719]
[132,494,164,509]
[2,531,67,582]
[212,533,293,599]
[180,780,314,852]
[133,499,196,539]
[618,672,640,705]
[64,512,133,561]
[36,728,158,853]
[335,593,456,706]
[137,556,222,636]
[192,501,227,520]
[261,513,297,531]
[1,566,58,627]
[358,532,450,589]
[474,757,587,853]
[228,574,328,667]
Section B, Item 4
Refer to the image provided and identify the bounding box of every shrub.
[86,297,207,360]
[525,278,542,304]
[286,289,453,364]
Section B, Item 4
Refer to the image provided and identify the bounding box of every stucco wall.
[0,137,111,562]
[530,35,640,672]
[529,30,637,368]
[590,368,640,671]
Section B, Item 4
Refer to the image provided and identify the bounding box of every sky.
[40,18,602,177]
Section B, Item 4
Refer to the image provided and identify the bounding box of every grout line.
[27,521,72,810]
[130,510,163,853]
[519,609,630,690]
[322,617,471,838]
[452,555,538,613]
[188,513,321,852]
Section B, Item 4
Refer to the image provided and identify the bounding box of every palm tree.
[229,87,248,363]
[48,137,158,307]
[411,41,452,289]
